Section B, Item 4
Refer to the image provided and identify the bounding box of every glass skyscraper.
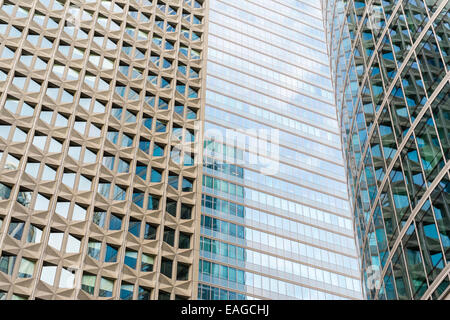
[322,0,449,300]
[197,0,362,300]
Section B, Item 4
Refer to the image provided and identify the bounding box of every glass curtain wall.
[198,0,363,300]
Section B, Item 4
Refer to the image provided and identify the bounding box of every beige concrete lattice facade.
[0,0,207,300]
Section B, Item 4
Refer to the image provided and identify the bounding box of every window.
[181,204,192,219]
[186,108,197,119]
[105,244,118,263]
[153,143,164,156]
[81,273,96,295]
[40,265,57,286]
[132,191,144,208]
[5,154,20,170]
[102,154,115,170]
[55,201,70,218]
[171,147,181,163]
[220,265,227,280]
[160,258,173,278]
[179,232,191,249]
[18,258,35,278]
[128,219,141,237]
[25,161,39,178]
[163,227,175,246]
[182,178,193,192]
[88,241,101,260]
[0,254,16,275]
[109,214,122,230]
[144,223,157,240]
[59,268,75,289]
[106,131,119,145]
[68,146,82,161]
[49,137,62,153]
[143,116,152,130]
[27,224,42,243]
[8,220,24,240]
[113,185,127,201]
[139,139,150,153]
[34,193,50,211]
[136,163,147,181]
[120,282,134,300]
[17,188,31,208]
[93,211,106,228]
[124,250,137,269]
[177,262,189,281]
[141,254,154,272]
[78,175,92,192]
[138,287,151,300]
[99,277,114,297]
[183,152,194,167]
[117,158,130,173]
[155,120,167,133]
[166,199,177,217]
[175,104,184,116]
[0,125,11,141]
[158,290,170,300]
[168,173,178,189]
[147,195,160,210]
[66,235,81,253]
[48,232,63,251]
[62,172,76,188]
[150,168,162,182]
[121,134,133,147]
[42,165,56,180]
[0,182,11,200]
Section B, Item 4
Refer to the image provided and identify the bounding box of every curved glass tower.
[322,0,450,300]
[0,0,207,300]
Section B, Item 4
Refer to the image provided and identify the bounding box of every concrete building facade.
[0,0,206,300]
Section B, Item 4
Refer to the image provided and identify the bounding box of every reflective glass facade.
[323,0,450,299]
[197,0,362,300]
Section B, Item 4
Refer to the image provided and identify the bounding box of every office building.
[0,0,206,300]
[197,0,362,300]
[322,0,450,299]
